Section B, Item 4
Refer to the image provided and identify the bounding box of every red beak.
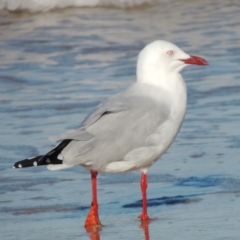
[181,55,208,66]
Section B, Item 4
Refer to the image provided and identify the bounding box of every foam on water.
[0,0,162,12]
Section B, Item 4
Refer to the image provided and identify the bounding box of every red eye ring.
[167,50,174,56]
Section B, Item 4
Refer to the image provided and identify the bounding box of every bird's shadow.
[122,194,202,208]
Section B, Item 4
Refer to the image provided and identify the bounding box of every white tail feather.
[47,163,74,171]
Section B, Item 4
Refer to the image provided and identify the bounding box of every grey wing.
[60,93,170,171]
[50,91,130,143]
[80,91,130,128]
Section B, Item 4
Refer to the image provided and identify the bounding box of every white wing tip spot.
[18,164,22,168]
[57,154,64,160]
[33,161,37,166]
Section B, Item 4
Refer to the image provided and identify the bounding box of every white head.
[137,40,208,85]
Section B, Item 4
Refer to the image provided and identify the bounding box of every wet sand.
[1,0,240,239]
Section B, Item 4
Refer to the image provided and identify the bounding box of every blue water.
[1,1,240,239]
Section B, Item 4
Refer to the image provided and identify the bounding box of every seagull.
[13,40,208,227]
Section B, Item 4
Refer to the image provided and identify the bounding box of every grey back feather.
[59,83,171,171]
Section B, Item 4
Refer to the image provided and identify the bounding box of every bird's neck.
[137,68,183,92]
[137,69,187,117]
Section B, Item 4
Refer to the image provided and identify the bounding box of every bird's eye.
[167,50,174,56]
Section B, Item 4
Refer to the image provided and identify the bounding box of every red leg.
[85,171,102,227]
[138,171,151,221]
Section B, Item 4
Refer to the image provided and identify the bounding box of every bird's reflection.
[140,221,150,240]
[85,225,102,240]
[85,221,151,240]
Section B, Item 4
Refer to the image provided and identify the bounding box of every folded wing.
[57,84,171,171]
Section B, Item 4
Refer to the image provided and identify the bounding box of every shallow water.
[1,0,240,239]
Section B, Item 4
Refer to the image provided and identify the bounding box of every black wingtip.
[13,140,71,169]
[13,156,43,169]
